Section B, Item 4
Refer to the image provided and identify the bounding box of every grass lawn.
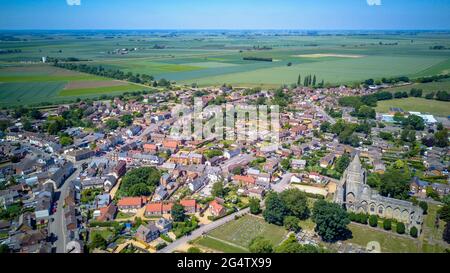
[347,223,421,253]
[90,228,114,241]
[375,97,450,117]
[207,214,287,249]
[194,236,250,253]
[347,203,450,253]
[420,203,449,253]
[298,218,316,232]
[116,212,134,220]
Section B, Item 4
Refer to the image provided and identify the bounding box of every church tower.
[334,154,367,206]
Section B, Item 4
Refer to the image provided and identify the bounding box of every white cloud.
[67,0,81,6]
[367,0,382,6]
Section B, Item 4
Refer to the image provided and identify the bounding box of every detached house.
[209,200,226,217]
[135,223,160,243]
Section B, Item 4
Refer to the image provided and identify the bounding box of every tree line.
[54,62,171,88]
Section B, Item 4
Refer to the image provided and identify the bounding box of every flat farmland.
[375,97,450,117]
[0,65,148,106]
[59,84,145,97]
[1,31,450,100]
[0,81,66,106]
[383,78,450,95]
[186,55,445,86]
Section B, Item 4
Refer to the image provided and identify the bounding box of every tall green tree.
[171,202,186,222]
[211,181,225,198]
[263,192,288,226]
[248,236,273,253]
[312,200,350,242]
[279,189,309,220]
[249,198,261,215]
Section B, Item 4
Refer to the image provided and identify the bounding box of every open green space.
[384,78,450,95]
[0,65,147,106]
[346,203,449,253]
[347,223,421,253]
[59,84,146,97]
[1,32,450,105]
[375,97,450,117]
[206,215,287,250]
[194,236,250,253]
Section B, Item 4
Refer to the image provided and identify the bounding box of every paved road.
[314,104,336,125]
[272,172,292,193]
[158,207,251,253]
[49,165,81,253]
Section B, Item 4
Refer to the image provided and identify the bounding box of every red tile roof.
[145,202,162,213]
[162,203,173,211]
[209,200,224,212]
[117,197,144,207]
[180,199,197,208]
[233,175,256,185]
[163,140,179,149]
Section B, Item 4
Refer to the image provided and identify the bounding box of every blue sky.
[0,0,450,30]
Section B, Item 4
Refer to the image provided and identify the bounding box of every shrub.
[410,226,418,238]
[419,201,428,214]
[187,247,202,253]
[358,213,368,225]
[155,242,167,250]
[396,222,406,234]
[383,219,392,231]
[369,215,378,227]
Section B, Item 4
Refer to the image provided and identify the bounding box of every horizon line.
[1,28,450,32]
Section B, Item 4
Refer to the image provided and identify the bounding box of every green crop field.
[59,84,146,97]
[375,97,450,117]
[205,215,287,250]
[0,64,148,106]
[1,31,450,105]
[383,78,450,95]
[0,81,66,106]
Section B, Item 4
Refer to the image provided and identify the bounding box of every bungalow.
[209,200,226,217]
[117,197,145,213]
